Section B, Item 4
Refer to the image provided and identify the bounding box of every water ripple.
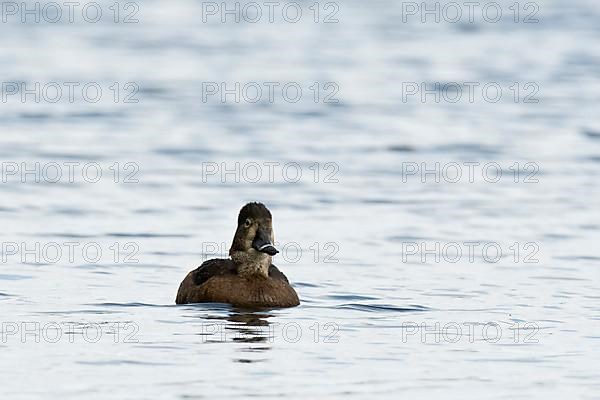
[336,303,430,313]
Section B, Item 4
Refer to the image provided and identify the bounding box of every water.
[1,0,600,398]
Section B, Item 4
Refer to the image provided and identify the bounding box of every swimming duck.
[176,202,300,308]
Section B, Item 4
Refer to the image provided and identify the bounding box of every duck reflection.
[199,307,277,361]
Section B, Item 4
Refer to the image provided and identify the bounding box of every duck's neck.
[230,250,271,278]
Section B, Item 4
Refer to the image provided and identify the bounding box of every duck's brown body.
[176,259,300,308]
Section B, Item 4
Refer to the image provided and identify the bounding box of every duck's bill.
[255,243,278,256]
[252,228,279,256]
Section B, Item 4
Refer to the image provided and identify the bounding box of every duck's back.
[175,259,299,307]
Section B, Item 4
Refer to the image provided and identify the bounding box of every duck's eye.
[244,218,252,228]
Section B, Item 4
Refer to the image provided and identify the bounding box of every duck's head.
[230,202,278,275]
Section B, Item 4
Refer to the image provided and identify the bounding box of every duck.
[176,202,300,308]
